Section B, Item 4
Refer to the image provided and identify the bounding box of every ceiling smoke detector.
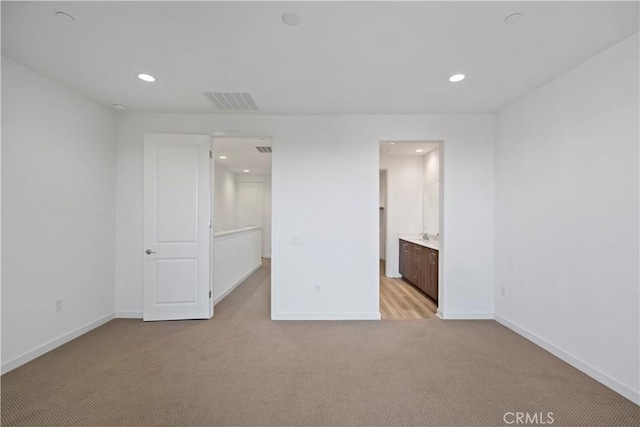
[282,12,301,27]
[505,13,522,24]
[55,11,74,22]
[204,92,259,111]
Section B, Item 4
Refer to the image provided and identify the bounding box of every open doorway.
[379,141,443,320]
[211,136,272,310]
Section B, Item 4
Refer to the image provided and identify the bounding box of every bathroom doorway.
[379,140,443,320]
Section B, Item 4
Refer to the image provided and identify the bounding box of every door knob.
[145,249,156,255]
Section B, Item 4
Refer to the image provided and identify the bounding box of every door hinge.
[209,220,212,228]
[209,150,212,159]
[209,290,212,298]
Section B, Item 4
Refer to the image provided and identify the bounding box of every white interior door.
[237,182,263,228]
[144,133,212,321]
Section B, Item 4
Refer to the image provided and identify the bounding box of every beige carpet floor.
[2,261,639,426]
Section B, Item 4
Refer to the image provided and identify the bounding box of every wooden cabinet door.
[428,249,439,302]
[408,244,415,283]
[399,241,408,276]
[400,241,437,302]
[410,244,424,289]
[422,250,431,295]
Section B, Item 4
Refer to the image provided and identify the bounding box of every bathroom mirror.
[422,146,440,236]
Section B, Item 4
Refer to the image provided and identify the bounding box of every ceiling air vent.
[204,92,258,111]
[255,146,272,153]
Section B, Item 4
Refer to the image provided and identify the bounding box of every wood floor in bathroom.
[379,261,438,320]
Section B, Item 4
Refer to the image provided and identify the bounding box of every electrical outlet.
[501,286,506,297]
[55,298,63,312]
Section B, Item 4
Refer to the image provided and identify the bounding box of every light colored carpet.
[2,261,639,426]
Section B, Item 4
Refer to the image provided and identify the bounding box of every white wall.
[494,34,640,403]
[423,148,440,235]
[214,163,236,232]
[213,228,262,303]
[380,154,425,277]
[1,57,116,371]
[236,173,271,258]
[114,114,495,320]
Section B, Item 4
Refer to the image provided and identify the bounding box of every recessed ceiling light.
[137,73,156,82]
[243,169,250,173]
[415,149,424,153]
[390,142,395,145]
[282,12,301,27]
[505,13,522,24]
[219,156,227,160]
[113,104,126,111]
[448,74,466,82]
[55,11,74,22]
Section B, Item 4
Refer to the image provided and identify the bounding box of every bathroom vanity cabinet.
[399,239,438,302]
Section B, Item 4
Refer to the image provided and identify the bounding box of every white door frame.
[379,169,388,263]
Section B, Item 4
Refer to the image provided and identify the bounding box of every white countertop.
[399,235,439,251]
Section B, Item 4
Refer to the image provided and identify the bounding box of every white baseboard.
[440,311,494,320]
[1,312,115,374]
[495,314,639,405]
[272,312,381,320]
[213,262,262,305]
[436,308,444,319]
[115,311,143,319]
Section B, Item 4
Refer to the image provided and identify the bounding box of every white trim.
[115,311,143,319]
[440,311,494,320]
[272,312,381,321]
[214,225,261,238]
[436,308,444,319]
[213,262,262,305]
[495,314,640,405]
[1,313,114,374]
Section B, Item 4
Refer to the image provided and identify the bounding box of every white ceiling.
[214,137,272,174]
[2,2,638,114]
[380,141,440,157]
